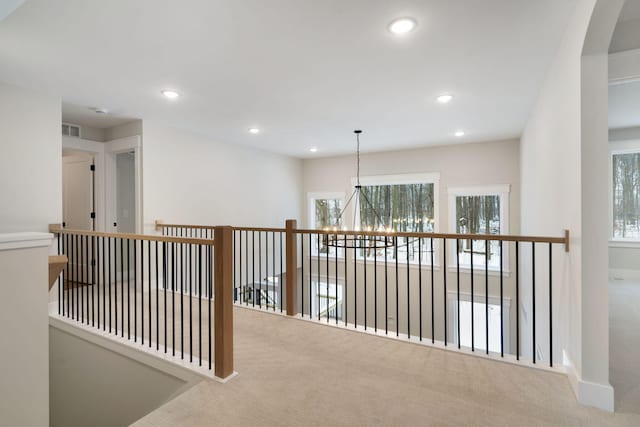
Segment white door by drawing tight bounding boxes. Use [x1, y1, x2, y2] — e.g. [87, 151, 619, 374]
[62, 154, 94, 230]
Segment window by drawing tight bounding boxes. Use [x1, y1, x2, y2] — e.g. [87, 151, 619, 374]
[356, 173, 439, 264]
[611, 149, 640, 241]
[448, 185, 509, 270]
[308, 192, 344, 256]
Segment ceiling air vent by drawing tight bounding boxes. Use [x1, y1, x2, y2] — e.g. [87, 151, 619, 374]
[62, 123, 81, 138]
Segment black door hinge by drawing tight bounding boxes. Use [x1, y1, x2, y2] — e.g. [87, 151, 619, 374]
[90, 212, 96, 219]
[90, 164, 95, 171]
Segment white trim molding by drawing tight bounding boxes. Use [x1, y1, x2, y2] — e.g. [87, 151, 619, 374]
[609, 48, 640, 85]
[0, 232, 53, 251]
[563, 350, 614, 412]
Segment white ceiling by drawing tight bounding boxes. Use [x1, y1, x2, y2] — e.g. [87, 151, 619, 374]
[0, 0, 578, 158]
[61, 103, 137, 129]
[618, 0, 640, 22]
[609, 80, 640, 129]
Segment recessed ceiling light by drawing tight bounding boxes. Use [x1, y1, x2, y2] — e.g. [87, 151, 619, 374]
[389, 17, 417, 35]
[455, 130, 465, 137]
[161, 90, 180, 99]
[309, 147, 318, 153]
[437, 94, 453, 104]
[248, 128, 260, 134]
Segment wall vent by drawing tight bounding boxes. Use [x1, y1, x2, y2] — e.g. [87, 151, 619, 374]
[62, 123, 81, 138]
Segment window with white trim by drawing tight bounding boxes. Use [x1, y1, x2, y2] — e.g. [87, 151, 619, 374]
[448, 185, 509, 270]
[355, 173, 439, 264]
[611, 146, 640, 241]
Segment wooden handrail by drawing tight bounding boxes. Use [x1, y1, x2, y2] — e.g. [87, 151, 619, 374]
[232, 226, 286, 232]
[49, 224, 215, 246]
[154, 221, 285, 233]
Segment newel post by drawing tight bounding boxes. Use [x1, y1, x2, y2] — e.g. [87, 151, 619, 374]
[285, 219, 298, 316]
[214, 226, 234, 379]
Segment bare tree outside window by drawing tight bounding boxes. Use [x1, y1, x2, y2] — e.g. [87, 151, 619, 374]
[455, 195, 501, 268]
[358, 183, 436, 262]
[612, 152, 640, 239]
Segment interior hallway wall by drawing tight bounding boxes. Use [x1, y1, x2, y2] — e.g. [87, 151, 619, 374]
[0, 81, 61, 232]
[142, 121, 303, 232]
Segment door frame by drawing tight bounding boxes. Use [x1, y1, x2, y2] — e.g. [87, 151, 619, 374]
[105, 136, 142, 234]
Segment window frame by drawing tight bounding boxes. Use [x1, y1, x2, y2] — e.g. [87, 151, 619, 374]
[609, 140, 640, 246]
[351, 172, 441, 268]
[447, 185, 510, 273]
[307, 191, 345, 229]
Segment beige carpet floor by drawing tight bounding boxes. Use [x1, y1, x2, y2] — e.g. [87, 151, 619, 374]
[129, 304, 640, 426]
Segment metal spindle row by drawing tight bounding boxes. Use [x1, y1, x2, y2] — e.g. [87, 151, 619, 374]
[232, 229, 286, 313]
[55, 232, 214, 370]
[292, 232, 556, 367]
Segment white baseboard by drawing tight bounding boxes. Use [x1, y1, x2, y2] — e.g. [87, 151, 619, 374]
[609, 268, 640, 281]
[563, 350, 614, 412]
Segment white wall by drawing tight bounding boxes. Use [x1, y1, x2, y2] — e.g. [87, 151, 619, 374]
[303, 139, 520, 233]
[520, 0, 623, 411]
[50, 324, 201, 427]
[142, 121, 303, 232]
[0, 234, 53, 427]
[105, 119, 142, 141]
[0, 81, 61, 233]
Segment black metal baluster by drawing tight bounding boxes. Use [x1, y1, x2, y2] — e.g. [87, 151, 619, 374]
[245, 231, 248, 306]
[199, 244, 202, 366]
[172, 242, 176, 356]
[549, 242, 553, 367]
[209, 244, 212, 370]
[57, 234, 61, 315]
[430, 237, 434, 344]
[233, 230, 236, 303]
[280, 232, 283, 313]
[326, 233, 330, 323]
[385, 237, 388, 334]
[108, 237, 112, 333]
[532, 241, 536, 364]
[156, 241, 159, 351]
[456, 239, 460, 349]
[344, 233, 348, 326]
[500, 240, 504, 357]
[92, 235, 96, 328]
[163, 241, 167, 353]
[516, 241, 519, 360]
[355, 234, 358, 328]
[259, 231, 262, 309]
[141, 240, 144, 345]
[120, 238, 124, 337]
[486, 240, 489, 354]
[66, 234, 70, 318]
[238, 230, 241, 304]
[148, 240, 151, 348]
[374, 236, 378, 331]
[273, 231, 276, 311]
[335, 233, 339, 324]
[317, 234, 321, 321]
[81, 235, 85, 323]
[363, 234, 367, 330]
[190, 243, 193, 362]
[134, 239, 137, 341]
[180, 242, 184, 359]
[102, 237, 105, 330]
[418, 237, 422, 341]
[252, 231, 255, 307]
[470, 238, 474, 352]
[406, 237, 410, 339]
[127, 239, 131, 340]
[301, 234, 305, 317]
[443, 238, 447, 346]
[395, 240, 399, 337]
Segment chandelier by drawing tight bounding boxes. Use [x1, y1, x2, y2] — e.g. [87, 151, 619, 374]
[325, 130, 396, 249]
